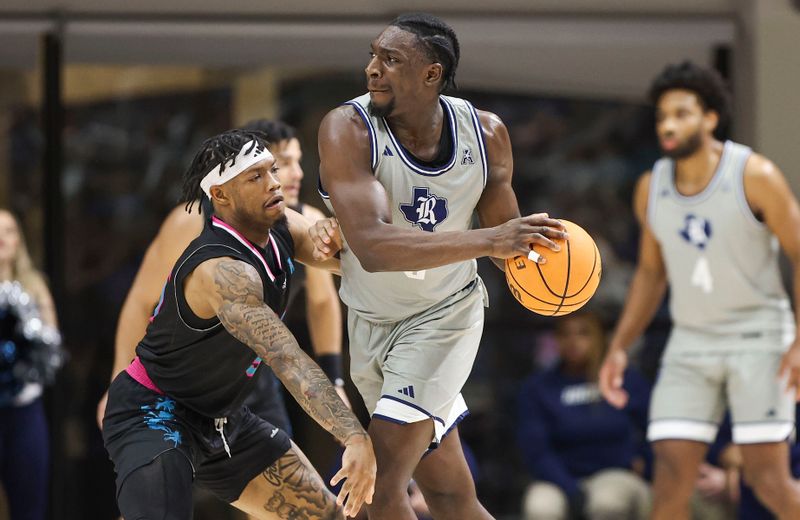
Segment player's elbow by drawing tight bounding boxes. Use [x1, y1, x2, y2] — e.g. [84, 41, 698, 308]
[357, 252, 383, 273]
[636, 264, 667, 287]
[357, 246, 406, 272]
[347, 236, 391, 273]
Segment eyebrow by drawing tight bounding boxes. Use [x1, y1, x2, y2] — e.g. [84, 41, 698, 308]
[370, 41, 407, 58]
[249, 160, 277, 173]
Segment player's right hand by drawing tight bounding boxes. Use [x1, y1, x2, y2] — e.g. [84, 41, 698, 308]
[310, 217, 343, 261]
[490, 213, 568, 261]
[330, 433, 376, 517]
[599, 348, 629, 409]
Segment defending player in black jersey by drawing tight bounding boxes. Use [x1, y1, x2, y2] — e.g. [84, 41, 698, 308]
[102, 129, 375, 519]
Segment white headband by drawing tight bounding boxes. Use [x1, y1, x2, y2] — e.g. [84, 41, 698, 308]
[200, 139, 274, 199]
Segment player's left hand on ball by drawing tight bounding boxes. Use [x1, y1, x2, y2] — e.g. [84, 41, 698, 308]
[331, 433, 376, 517]
[778, 341, 800, 400]
[310, 217, 342, 261]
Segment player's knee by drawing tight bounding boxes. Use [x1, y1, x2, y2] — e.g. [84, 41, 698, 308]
[744, 464, 788, 500]
[370, 476, 413, 508]
[653, 449, 693, 480]
[368, 492, 408, 514]
[418, 483, 477, 512]
[117, 451, 193, 520]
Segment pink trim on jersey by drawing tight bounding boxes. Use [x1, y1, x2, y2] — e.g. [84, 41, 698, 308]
[126, 356, 165, 395]
[210, 216, 280, 281]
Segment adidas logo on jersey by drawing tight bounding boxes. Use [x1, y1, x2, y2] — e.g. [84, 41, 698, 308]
[398, 385, 415, 398]
[383, 145, 394, 157]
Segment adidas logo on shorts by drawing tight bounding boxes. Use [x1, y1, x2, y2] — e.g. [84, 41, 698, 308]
[398, 385, 415, 398]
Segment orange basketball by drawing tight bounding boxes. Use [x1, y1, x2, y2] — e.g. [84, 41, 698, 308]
[505, 220, 602, 316]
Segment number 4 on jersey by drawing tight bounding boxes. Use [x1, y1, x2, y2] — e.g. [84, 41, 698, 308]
[691, 256, 713, 294]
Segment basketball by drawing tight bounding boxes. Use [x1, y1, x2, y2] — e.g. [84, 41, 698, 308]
[505, 220, 602, 316]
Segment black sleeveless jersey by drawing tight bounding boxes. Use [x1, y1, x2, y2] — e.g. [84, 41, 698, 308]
[136, 213, 295, 418]
[285, 203, 307, 311]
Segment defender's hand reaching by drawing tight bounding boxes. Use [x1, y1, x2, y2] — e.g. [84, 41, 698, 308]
[330, 433, 376, 517]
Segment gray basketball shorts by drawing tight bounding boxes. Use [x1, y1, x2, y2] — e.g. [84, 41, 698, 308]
[648, 327, 796, 444]
[348, 278, 488, 444]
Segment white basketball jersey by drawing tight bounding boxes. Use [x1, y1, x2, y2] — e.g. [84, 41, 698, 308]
[648, 140, 792, 337]
[321, 93, 487, 322]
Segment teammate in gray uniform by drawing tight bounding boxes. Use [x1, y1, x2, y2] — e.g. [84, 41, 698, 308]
[313, 13, 567, 520]
[599, 61, 800, 520]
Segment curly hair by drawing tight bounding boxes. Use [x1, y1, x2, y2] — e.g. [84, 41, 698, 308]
[648, 61, 731, 133]
[390, 12, 460, 92]
[180, 129, 268, 213]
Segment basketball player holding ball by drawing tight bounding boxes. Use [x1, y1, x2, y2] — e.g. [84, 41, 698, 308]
[599, 62, 800, 519]
[311, 13, 566, 519]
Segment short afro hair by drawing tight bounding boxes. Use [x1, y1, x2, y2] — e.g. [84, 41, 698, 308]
[648, 61, 731, 133]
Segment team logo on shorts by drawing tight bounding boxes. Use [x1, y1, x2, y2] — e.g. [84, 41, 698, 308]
[141, 397, 182, 447]
[400, 187, 449, 232]
[679, 214, 712, 250]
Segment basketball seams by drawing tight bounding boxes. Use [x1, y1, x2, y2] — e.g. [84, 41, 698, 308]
[564, 243, 597, 298]
[505, 269, 594, 308]
[533, 256, 564, 299]
[553, 240, 571, 315]
[506, 264, 563, 307]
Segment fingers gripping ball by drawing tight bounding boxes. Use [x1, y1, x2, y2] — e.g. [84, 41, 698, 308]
[505, 220, 601, 316]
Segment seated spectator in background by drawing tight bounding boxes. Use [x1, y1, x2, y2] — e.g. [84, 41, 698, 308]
[517, 311, 651, 520]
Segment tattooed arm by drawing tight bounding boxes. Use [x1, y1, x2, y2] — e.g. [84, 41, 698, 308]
[184, 256, 375, 515]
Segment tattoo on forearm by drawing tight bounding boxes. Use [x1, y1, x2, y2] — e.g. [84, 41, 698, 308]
[260, 451, 340, 520]
[213, 260, 364, 444]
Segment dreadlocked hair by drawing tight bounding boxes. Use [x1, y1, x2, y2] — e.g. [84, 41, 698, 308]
[391, 12, 460, 92]
[241, 119, 296, 143]
[649, 61, 731, 136]
[181, 129, 268, 213]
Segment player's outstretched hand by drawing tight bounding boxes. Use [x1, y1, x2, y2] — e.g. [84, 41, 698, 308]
[310, 217, 343, 262]
[778, 341, 800, 401]
[599, 348, 629, 409]
[490, 213, 568, 262]
[330, 433, 376, 517]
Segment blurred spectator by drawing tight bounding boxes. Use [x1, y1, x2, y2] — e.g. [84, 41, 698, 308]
[0, 209, 64, 520]
[516, 311, 651, 519]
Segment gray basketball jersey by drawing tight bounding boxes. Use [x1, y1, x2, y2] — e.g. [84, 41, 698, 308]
[648, 140, 792, 337]
[321, 93, 487, 322]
